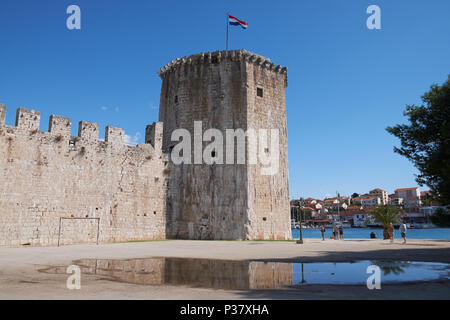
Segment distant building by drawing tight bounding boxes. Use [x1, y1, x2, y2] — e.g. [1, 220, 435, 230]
[404, 206, 445, 226]
[389, 197, 404, 206]
[352, 212, 369, 227]
[323, 198, 340, 206]
[340, 206, 369, 227]
[351, 197, 363, 204]
[346, 205, 363, 211]
[331, 202, 348, 211]
[395, 187, 421, 200]
[369, 188, 389, 205]
[304, 203, 323, 211]
[361, 197, 381, 207]
[421, 191, 432, 199]
[304, 198, 317, 205]
[420, 206, 446, 216]
[403, 197, 422, 209]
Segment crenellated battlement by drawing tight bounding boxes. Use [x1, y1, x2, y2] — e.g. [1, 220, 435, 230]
[157, 49, 288, 84]
[0, 104, 6, 127]
[0, 104, 168, 247]
[15, 108, 41, 131]
[105, 125, 124, 144]
[0, 105, 164, 152]
[49, 115, 72, 139]
[78, 120, 99, 141]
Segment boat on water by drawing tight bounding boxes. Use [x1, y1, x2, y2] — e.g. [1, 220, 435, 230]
[324, 222, 352, 228]
[301, 224, 320, 229]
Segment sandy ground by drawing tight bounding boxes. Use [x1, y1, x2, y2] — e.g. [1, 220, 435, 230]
[0, 238, 450, 300]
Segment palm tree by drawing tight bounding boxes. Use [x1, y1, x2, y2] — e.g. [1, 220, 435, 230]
[367, 205, 404, 239]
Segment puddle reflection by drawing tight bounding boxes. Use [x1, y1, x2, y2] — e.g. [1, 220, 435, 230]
[38, 258, 450, 290]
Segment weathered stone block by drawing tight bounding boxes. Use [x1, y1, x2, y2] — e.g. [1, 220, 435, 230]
[105, 126, 124, 144]
[49, 115, 72, 139]
[15, 108, 40, 131]
[78, 121, 99, 141]
[0, 103, 5, 127]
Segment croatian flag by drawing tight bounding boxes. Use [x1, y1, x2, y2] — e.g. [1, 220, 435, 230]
[228, 14, 248, 29]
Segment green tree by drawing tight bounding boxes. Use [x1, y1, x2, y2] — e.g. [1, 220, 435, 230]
[386, 75, 450, 205]
[367, 205, 404, 239]
[300, 209, 313, 221]
[430, 208, 450, 227]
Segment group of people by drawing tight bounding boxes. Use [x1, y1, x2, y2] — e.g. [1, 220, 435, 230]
[386, 222, 408, 244]
[319, 224, 344, 240]
[318, 222, 408, 243]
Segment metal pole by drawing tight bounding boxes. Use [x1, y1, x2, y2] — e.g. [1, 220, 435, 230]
[226, 12, 229, 50]
[297, 210, 304, 244]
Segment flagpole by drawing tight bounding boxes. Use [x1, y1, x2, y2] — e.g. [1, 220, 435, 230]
[226, 12, 229, 51]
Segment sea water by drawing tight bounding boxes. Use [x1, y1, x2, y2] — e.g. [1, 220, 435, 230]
[292, 260, 450, 285]
[292, 227, 450, 239]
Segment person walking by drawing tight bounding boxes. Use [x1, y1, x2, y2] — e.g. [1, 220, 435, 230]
[400, 221, 407, 244]
[333, 224, 339, 240]
[388, 223, 395, 243]
[339, 225, 344, 240]
[320, 225, 325, 241]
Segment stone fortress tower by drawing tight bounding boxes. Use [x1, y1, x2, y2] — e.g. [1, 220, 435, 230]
[158, 49, 291, 240]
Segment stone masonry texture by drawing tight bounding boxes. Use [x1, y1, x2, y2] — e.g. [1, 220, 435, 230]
[0, 49, 291, 246]
[158, 50, 291, 240]
[0, 104, 168, 246]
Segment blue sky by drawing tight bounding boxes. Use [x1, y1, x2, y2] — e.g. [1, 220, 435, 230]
[1, 0, 449, 199]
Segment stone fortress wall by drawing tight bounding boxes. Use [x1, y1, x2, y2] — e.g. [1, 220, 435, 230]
[0, 104, 168, 246]
[0, 49, 292, 246]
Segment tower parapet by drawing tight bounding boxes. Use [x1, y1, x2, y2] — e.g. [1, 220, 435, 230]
[157, 49, 288, 88]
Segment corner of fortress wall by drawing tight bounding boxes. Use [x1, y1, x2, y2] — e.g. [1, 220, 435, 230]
[0, 105, 168, 247]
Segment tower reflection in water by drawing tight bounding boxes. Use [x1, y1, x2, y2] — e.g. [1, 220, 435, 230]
[38, 258, 450, 288]
[39, 257, 293, 290]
